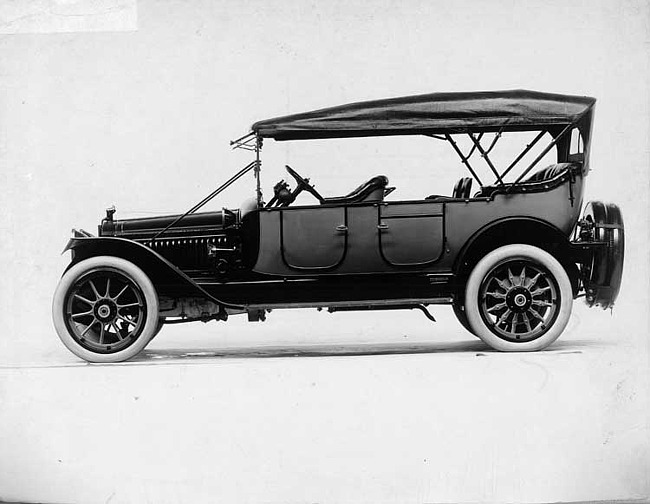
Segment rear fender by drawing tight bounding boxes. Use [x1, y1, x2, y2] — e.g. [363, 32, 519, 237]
[454, 217, 579, 295]
[63, 236, 242, 308]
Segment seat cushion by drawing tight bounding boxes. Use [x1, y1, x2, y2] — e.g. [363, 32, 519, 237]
[322, 175, 389, 204]
[474, 163, 576, 197]
[524, 163, 573, 182]
[427, 177, 472, 200]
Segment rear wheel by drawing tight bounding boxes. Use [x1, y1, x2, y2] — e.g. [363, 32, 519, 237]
[465, 244, 573, 352]
[53, 256, 159, 363]
[452, 298, 477, 336]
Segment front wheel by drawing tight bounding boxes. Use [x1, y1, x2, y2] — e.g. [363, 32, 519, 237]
[52, 256, 160, 363]
[465, 244, 573, 352]
[149, 318, 165, 342]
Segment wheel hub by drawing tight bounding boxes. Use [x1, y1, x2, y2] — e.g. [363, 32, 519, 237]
[506, 287, 532, 313]
[94, 300, 117, 322]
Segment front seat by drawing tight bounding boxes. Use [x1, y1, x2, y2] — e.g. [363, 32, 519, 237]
[321, 175, 389, 205]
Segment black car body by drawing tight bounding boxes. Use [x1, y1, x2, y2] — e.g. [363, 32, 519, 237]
[53, 90, 624, 362]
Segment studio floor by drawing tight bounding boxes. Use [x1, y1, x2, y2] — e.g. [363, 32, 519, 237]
[1, 305, 647, 504]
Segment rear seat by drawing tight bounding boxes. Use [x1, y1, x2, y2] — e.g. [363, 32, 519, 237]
[524, 163, 574, 182]
[426, 177, 473, 201]
[474, 163, 575, 198]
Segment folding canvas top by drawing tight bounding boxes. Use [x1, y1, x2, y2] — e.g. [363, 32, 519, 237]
[252, 89, 596, 141]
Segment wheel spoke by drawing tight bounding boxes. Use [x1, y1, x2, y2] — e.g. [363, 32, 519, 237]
[74, 294, 95, 306]
[486, 290, 506, 299]
[99, 324, 105, 344]
[522, 312, 532, 332]
[487, 302, 506, 313]
[88, 280, 102, 300]
[510, 313, 519, 333]
[507, 268, 517, 287]
[532, 300, 553, 308]
[80, 318, 98, 337]
[117, 314, 137, 326]
[111, 322, 123, 340]
[113, 285, 129, 301]
[519, 267, 527, 287]
[530, 286, 551, 297]
[71, 309, 94, 319]
[105, 277, 111, 297]
[525, 272, 541, 289]
[117, 302, 142, 310]
[496, 309, 512, 326]
[528, 308, 544, 322]
[495, 278, 510, 290]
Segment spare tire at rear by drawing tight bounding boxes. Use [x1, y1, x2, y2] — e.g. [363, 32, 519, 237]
[579, 201, 625, 309]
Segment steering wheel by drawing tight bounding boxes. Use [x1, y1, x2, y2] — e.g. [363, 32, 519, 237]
[285, 165, 324, 203]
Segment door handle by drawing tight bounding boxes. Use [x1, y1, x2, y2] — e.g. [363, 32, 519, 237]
[377, 223, 389, 231]
[336, 224, 348, 233]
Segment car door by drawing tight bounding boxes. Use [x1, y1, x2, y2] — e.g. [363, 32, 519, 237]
[280, 205, 348, 270]
[377, 201, 445, 267]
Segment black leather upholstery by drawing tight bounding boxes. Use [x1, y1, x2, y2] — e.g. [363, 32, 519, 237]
[473, 163, 574, 197]
[452, 177, 473, 199]
[322, 175, 389, 205]
[524, 163, 572, 182]
[451, 178, 464, 198]
[427, 177, 473, 200]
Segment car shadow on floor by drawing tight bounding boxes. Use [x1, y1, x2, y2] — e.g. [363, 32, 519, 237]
[132, 338, 599, 364]
[1, 338, 606, 369]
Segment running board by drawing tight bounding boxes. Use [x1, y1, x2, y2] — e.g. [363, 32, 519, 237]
[245, 297, 452, 311]
[246, 297, 450, 322]
[326, 304, 437, 322]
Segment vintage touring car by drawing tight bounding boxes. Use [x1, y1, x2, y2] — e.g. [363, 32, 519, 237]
[53, 90, 624, 362]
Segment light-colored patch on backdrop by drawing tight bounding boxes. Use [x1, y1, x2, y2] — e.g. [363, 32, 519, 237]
[0, 0, 137, 34]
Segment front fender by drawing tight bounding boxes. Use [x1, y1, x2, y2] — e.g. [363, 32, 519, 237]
[63, 236, 242, 308]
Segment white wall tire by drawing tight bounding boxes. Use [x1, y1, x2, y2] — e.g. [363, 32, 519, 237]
[452, 299, 478, 337]
[149, 318, 165, 342]
[465, 244, 573, 352]
[52, 256, 159, 363]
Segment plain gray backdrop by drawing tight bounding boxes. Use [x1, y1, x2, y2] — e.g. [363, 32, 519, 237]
[0, 1, 648, 503]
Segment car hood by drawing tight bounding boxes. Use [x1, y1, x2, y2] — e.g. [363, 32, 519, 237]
[99, 210, 235, 239]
